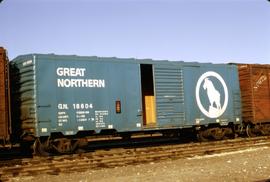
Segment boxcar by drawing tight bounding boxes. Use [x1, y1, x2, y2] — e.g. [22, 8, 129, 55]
[237, 64, 270, 136]
[11, 54, 241, 153]
[0, 47, 11, 145]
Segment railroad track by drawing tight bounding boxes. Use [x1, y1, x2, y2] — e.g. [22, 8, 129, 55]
[1, 136, 270, 181]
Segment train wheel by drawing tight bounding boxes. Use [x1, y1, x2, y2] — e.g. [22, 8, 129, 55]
[246, 124, 257, 137]
[197, 130, 209, 142]
[223, 128, 234, 139]
[210, 128, 225, 140]
[261, 124, 270, 135]
[52, 138, 73, 154]
[74, 138, 88, 154]
[33, 138, 50, 156]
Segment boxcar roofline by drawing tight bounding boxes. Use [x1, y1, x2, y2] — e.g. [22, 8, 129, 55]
[12, 53, 232, 68]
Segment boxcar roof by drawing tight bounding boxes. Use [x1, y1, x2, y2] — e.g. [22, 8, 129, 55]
[235, 63, 270, 68]
[12, 53, 232, 67]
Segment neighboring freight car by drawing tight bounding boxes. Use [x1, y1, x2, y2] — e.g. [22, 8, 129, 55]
[237, 64, 270, 136]
[11, 54, 242, 154]
[0, 47, 11, 146]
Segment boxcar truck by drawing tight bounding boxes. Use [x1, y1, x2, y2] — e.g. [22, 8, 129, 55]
[0, 47, 11, 147]
[11, 54, 242, 155]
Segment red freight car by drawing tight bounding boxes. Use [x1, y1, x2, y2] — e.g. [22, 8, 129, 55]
[0, 47, 11, 145]
[237, 64, 270, 136]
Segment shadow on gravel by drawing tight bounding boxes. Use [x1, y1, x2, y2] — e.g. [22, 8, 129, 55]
[256, 179, 270, 182]
[84, 135, 196, 152]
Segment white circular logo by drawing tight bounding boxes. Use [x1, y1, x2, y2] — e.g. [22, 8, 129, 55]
[195, 71, 228, 118]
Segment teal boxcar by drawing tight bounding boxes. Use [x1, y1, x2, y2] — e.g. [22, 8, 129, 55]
[11, 54, 241, 142]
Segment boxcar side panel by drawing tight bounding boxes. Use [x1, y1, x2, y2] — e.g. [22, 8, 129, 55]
[183, 64, 241, 126]
[10, 55, 38, 139]
[153, 62, 241, 128]
[0, 47, 10, 142]
[237, 64, 253, 123]
[153, 64, 185, 128]
[238, 64, 270, 123]
[35, 56, 142, 136]
[12, 54, 243, 138]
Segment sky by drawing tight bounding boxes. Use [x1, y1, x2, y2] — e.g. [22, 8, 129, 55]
[0, 0, 270, 64]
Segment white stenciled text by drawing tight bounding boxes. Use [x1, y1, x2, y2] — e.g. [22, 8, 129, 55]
[56, 67, 105, 88]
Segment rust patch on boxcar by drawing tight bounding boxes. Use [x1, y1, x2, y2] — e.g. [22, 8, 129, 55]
[237, 64, 270, 124]
[0, 47, 10, 144]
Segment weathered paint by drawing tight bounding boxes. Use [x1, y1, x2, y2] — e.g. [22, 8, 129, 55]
[0, 47, 10, 141]
[237, 64, 270, 124]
